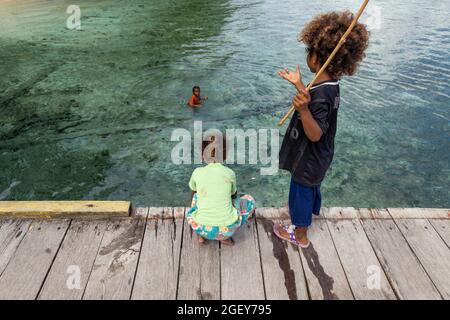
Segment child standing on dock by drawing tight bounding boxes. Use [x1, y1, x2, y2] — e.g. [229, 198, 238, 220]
[186, 134, 255, 246]
[275, 11, 369, 248]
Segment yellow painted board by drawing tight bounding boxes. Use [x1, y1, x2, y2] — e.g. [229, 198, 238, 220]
[0, 201, 131, 218]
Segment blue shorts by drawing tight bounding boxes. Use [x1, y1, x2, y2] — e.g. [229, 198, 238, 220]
[288, 177, 321, 227]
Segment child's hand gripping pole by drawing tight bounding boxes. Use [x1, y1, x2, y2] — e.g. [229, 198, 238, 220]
[278, 0, 370, 126]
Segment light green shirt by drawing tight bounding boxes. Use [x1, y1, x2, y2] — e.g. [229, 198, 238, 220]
[189, 163, 238, 226]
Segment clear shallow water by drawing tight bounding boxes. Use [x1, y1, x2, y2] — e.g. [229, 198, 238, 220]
[0, 0, 449, 207]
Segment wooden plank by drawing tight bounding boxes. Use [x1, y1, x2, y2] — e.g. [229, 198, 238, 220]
[131, 207, 149, 218]
[395, 219, 450, 299]
[277, 206, 324, 220]
[326, 219, 396, 299]
[38, 220, 108, 300]
[323, 207, 358, 219]
[264, 207, 450, 219]
[173, 207, 185, 220]
[255, 208, 308, 300]
[221, 219, 265, 300]
[299, 219, 354, 300]
[147, 207, 173, 220]
[82, 218, 145, 300]
[0, 201, 131, 218]
[177, 219, 220, 300]
[0, 219, 70, 299]
[361, 219, 441, 299]
[259, 207, 291, 219]
[429, 219, 450, 248]
[388, 208, 449, 219]
[257, 208, 351, 300]
[357, 208, 391, 219]
[131, 208, 184, 300]
[0, 219, 31, 276]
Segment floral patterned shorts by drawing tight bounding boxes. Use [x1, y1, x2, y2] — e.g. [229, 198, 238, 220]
[186, 193, 256, 240]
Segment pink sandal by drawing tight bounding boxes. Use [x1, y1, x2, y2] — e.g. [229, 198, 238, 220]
[273, 223, 310, 248]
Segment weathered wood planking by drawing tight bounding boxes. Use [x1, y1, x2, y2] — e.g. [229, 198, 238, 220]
[256, 208, 308, 300]
[264, 207, 353, 300]
[0, 219, 31, 276]
[0, 219, 70, 299]
[38, 220, 109, 300]
[323, 207, 359, 219]
[357, 208, 391, 219]
[131, 208, 184, 300]
[259, 207, 291, 220]
[277, 207, 324, 220]
[177, 220, 220, 300]
[361, 218, 441, 299]
[429, 219, 450, 248]
[221, 219, 265, 300]
[131, 207, 150, 218]
[300, 219, 354, 300]
[147, 207, 174, 220]
[388, 208, 449, 219]
[326, 219, 396, 299]
[0, 205, 448, 300]
[395, 219, 450, 299]
[82, 218, 146, 300]
[0, 201, 131, 218]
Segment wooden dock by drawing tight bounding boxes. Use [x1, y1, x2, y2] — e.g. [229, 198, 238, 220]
[0, 207, 448, 300]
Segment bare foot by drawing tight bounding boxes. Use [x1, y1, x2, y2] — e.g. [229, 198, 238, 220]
[220, 238, 234, 246]
[197, 235, 206, 244]
[295, 227, 309, 247]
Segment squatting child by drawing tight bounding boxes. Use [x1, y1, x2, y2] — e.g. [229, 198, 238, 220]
[186, 134, 256, 246]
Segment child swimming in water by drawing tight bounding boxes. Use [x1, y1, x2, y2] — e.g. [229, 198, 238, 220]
[275, 11, 369, 248]
[186, 134, 255, 246]
[187, 86, 208, 108]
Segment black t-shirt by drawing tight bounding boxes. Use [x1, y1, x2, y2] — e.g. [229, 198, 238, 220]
[279, 80, 340, 186]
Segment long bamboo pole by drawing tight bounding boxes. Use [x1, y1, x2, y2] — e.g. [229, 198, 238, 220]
[278, 0, 369, 126]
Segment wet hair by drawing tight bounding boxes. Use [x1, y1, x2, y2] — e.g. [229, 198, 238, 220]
[192, 86, 200, 93]
[299, 11, 369, 79]
[202, 133, 227, 163]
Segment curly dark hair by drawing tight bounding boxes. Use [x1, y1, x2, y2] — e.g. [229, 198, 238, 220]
[299, 11, 369, 79]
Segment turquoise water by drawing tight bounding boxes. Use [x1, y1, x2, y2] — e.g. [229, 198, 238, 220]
[0, 0, 449, 207]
